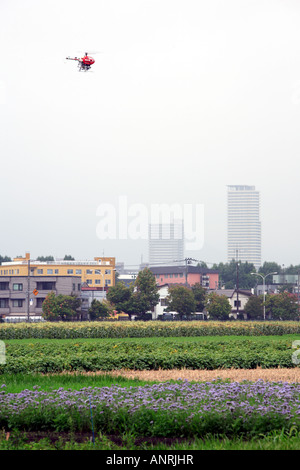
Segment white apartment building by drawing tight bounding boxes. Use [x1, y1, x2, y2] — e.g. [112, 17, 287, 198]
[227, 185, 261, 271]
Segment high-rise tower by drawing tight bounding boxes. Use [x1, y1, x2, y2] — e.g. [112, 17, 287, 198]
[227, 185, 261, 270]
[148, 219, 184, 266]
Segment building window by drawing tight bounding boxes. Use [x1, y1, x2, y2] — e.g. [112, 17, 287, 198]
[36, 298, 45, 308]
[105, 279, 111, 285]
[179, 273, 183, 278]
[76, 269, 82, 275]
[95, 270, 101, 275]
[47, 269, 53, 275]
[67, 269, 73, 274]
[13, 284, 23, 291]
[105, 269, 111, 275]
[0, 283, 9, 290]
[95, 279, 100, 284]
[36, 282, 56, 290]
[0, 299, 9, 308]
[55, 269, 59, 274]
[86, 269, 93, 274]
[37, 269, 43, 274]
[78, 284, 81, 291]
[234, 300, 241, 308]
[12, 299, 23, 308]
[86, 279, 92, 284]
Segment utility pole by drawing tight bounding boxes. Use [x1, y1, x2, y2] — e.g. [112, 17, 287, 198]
[185, 258, 188, 286]
[27, 258, 30, 323]
[251, 271, 278, 320]
[297, 269, 300, 321]
[173, 257, 198, 287]
[236, 249, 239, 318]
[236, 260, 239, 317]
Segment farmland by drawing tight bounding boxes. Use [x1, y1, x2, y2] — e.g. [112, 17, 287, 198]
[1, 335, 300, 373]
[0, 321, 300, 450]
[1, 320, 300, 339]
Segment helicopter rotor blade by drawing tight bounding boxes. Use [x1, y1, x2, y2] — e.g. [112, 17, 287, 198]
[75, 50, 103, 55]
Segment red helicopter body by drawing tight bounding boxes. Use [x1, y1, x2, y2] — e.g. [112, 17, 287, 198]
[66, 52, 95, 71]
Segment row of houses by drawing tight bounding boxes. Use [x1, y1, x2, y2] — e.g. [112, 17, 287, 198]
[152, 284, 252, 320]
[0, 260, 253, 321]
[2, 253, 294, 321]
[0, 274, 252, 321]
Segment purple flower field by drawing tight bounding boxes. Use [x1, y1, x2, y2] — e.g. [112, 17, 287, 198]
[1, 380, 300, 437]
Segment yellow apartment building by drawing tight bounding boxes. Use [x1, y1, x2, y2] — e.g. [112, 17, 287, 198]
[0, 253, 116, 289]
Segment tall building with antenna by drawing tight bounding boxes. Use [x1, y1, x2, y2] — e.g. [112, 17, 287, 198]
[227, 185, 261, 271]
[148, 219, 184, 266]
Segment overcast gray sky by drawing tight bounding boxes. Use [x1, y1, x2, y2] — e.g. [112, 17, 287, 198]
[1, 0, 300, 267]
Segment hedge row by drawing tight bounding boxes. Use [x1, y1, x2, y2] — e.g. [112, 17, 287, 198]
[0, 351, 296, 374]
[1, 321, 300, 339]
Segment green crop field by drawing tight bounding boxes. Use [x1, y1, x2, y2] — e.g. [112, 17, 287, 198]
[1, 320, 300, 339]
[1, 334, 299, 373]
[1, 322, 300, 451]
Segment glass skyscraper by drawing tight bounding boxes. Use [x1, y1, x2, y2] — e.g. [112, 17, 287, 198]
[227, 185, 261, 270]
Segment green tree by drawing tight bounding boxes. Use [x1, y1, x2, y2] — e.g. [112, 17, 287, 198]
[265, 292, 299, 320]
[106, 282, 135, 319]
[134, 268, 159, 315]
[196, 261, 208, 269]
[41, 291, 59, 321]
[166, 286, 196, 320]
[258, 261, 281, 276]
[0, 255, 11, 264]
[63, 255, 75, 260]
[37, 256, 55, 262]
[107, 268, 159, 320]
[244, 295, 264, 320]
[88, 299, 111, 320]
[42, 292, 81, 321]
[205, 292, 232, 320]
[212, 260, 257, 289]
[191, 283, 207, 312]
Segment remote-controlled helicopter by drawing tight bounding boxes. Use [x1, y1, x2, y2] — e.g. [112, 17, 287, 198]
[66, 52, 95, 71]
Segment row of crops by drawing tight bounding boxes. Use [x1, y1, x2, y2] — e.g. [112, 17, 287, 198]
[1, 380, 300, 437]
[1, 320, 300, 339]
[1, 336, 299, 373]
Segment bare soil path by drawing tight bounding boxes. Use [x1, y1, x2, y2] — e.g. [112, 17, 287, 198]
[65, 368, 300, 383]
